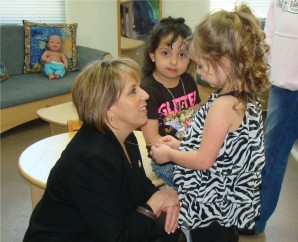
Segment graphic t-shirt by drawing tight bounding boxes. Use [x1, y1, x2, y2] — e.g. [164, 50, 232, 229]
[141, 72, 200, 140]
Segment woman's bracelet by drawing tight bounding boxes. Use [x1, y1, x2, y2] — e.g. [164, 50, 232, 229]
[136, 206, 157, 221]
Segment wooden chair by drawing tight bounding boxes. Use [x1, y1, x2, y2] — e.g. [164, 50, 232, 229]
[67, 119, 83, 132]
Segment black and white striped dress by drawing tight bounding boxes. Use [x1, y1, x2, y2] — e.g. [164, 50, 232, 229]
[173, 92, 265, 230]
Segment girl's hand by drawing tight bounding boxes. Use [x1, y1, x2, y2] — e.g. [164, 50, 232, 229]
[161, 135, 180, 149]
[150, 143, 171, 164]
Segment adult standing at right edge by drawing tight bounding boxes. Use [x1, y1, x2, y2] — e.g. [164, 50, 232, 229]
[254, 0, 298, 234]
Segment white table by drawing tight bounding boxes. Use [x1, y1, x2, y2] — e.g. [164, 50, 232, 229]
[18, 132, 76, 208]
[37, 101, 78, 135]
[18, 131, 164, 208]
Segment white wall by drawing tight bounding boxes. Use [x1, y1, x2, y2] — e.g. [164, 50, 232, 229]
[66, 0, 118, 58]
[65, 0, 210, 58]
[162, 0, 209, 30]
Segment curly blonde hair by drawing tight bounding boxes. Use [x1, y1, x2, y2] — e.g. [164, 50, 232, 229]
[187, 3, 270, 106]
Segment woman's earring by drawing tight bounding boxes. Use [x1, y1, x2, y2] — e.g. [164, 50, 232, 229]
[108, 109, 114, 123]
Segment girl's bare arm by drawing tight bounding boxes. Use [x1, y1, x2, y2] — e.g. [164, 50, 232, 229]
[151, 96, 244, 169]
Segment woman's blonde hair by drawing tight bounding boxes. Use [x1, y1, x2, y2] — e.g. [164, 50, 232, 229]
[187, 3, 270, 106]
[72, 57, 141, 133]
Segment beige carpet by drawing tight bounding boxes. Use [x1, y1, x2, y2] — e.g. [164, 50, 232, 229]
[1, 119, 298, 242]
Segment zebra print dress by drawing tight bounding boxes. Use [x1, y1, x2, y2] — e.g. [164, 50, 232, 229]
[173, 92, 265, 230]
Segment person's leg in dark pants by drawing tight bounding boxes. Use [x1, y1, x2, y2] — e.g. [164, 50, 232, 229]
[190, 222, 238, 242]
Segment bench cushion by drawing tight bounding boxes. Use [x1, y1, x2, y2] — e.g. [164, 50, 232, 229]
[0, 24, 25, 76]
[0, 72, 78, 109]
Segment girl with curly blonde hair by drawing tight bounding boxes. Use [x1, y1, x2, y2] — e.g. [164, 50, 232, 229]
[150, 4, 270, 241]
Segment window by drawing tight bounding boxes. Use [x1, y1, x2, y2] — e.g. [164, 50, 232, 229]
[0, 0, 66, 24]
[210, 0, 270, 19]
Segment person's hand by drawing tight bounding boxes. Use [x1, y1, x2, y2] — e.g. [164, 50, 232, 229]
[159, 187, 179, 208]
[147, 187, 179, 217]
[150, 143, 171, 164]
[161, 135, 180, 149]
[162, 205, 180, 234]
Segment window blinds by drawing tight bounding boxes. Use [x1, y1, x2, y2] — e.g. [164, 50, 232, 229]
[210, 0, 271, 19]
[0, 0, 66, 24]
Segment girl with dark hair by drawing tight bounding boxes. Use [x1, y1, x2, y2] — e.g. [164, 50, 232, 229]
[141, 17, 201, 187]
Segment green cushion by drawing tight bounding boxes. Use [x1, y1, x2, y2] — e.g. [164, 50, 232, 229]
[0, 71, 78, 109]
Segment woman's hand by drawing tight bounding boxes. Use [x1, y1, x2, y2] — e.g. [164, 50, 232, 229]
[147, 187, 179, 217]
[150, 143, 172, 164]
[163, 205, 180, 234]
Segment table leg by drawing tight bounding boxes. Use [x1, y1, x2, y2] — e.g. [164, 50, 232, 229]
[31, 185, 45, 209]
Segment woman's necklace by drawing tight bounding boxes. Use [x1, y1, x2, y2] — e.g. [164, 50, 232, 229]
[123, 140, 146, 168]
[124, 140, 153, 147]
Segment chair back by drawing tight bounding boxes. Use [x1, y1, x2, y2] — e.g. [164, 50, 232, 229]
[67, 120, 83, 132]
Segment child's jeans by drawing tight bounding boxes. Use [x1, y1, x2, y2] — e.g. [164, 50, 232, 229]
[151, 160, 174, 187]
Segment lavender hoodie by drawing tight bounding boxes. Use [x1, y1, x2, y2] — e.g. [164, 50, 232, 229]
[265, 0, 298, 91]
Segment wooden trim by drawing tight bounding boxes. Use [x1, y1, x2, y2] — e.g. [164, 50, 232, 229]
[159, 0, 162, 18]
[117, 0, 121, 56]
[1, 93, 72, 133]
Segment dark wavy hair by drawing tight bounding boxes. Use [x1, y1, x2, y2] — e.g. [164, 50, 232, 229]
[142, 17, 192, 79]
